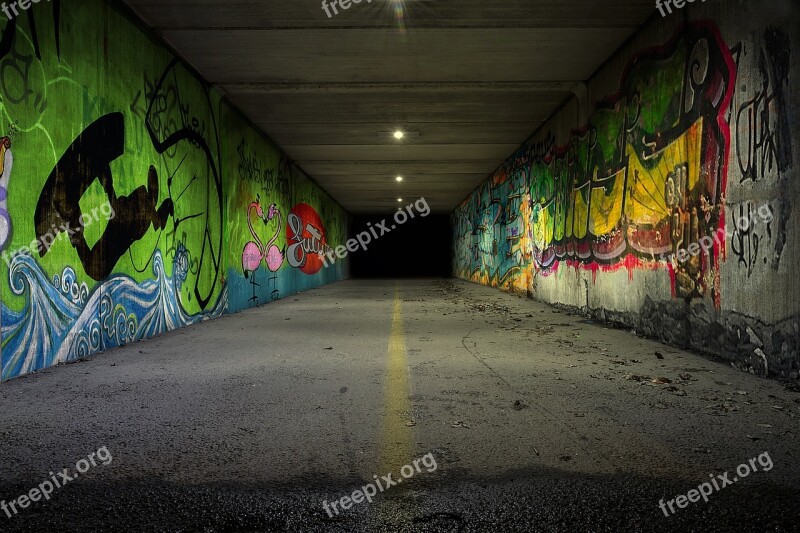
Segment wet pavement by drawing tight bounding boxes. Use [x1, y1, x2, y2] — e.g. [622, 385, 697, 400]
[1, 279, 798, 532]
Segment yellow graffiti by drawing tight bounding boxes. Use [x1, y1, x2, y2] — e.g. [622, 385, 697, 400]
[532, 119, 704, 252]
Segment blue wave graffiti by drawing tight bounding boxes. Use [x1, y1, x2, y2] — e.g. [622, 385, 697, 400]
[1, 250, 227, 380]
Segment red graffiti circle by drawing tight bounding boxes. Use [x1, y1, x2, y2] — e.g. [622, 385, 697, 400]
[286, 203, 327, 275]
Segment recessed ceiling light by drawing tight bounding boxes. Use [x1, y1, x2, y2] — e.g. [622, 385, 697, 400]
[376, 130, 419, 140]
[395, 176, 403, 182]
[397, 198, 403, 202]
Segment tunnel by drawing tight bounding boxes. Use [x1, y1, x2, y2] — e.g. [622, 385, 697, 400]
[0, 0, 799, 531]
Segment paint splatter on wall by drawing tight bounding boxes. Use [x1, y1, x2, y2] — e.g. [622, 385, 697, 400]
[0, 0, 348, 380]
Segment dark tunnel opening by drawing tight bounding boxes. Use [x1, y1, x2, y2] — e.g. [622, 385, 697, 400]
[348, 214, 452, 278]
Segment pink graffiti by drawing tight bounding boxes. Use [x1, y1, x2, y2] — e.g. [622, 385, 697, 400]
[242, 201, 284, 279]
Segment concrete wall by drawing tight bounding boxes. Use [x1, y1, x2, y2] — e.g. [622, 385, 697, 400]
[0, 0, 349, 381]
[453, 0, 800, 378]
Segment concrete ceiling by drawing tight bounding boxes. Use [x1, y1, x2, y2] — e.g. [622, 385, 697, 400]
[122, 0, 655, 214]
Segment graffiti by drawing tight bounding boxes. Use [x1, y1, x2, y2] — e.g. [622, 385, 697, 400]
[237, 138, 261, 182]
[0, 3, 61, 134]
[454, 23, 737, 305]
[730, 202, 775, 278]
[167, 232, 198, 293]
[0, 34, 39, 109]
[731, 26, 793, 272]
[236, 138, 293, 199]
[237, 138, 276, 190]
[0, 1, 61, 60]
[734, 27, 793, 184]
[2, 251, 227, 380]
[0, 21, 48, 132]
[529, 131, 555, 161]
[241, 197, 284, 304]
[226, 132, 346, 312]
[461, 154, 534, 290]
[144, 59, 224, 308]
[0, 136, 12, 250]
[0, 1, 348, 381]
[34, 113, 174, 279]
[286, 203, 332, 275]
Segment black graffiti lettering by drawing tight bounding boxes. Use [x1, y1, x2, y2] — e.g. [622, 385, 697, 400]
[735, 27, 793, 184]
[730, 203, 766, 278]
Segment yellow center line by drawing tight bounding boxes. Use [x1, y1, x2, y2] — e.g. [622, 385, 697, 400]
[378, 285, 412, 478]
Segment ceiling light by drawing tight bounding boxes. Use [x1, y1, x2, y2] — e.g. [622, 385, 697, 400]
[376, 130, 419, 140]
[395, 176, 403, 182]
[397, 198, 403, 202]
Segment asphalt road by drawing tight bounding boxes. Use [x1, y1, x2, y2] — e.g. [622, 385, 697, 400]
[0, 279, 798, 532]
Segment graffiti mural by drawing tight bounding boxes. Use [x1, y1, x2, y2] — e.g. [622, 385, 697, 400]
[34, 113, 176, 280]
[731, 26, 794, 274]
[733, 27, 793, 185]
[225, 120, 347, 313]
[0, 4, 228, 379]
[241, 197, 284, 304]
[0, 0, 348, 381]
[286, 203, 333, 276]
[454, 23, 737, 304]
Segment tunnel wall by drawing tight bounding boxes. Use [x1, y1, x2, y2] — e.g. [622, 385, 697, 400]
[452, 1, 800, 378]
[0, 0, 349, 381]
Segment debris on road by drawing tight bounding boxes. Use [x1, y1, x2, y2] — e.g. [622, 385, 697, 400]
[624, 374, 648, 382]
